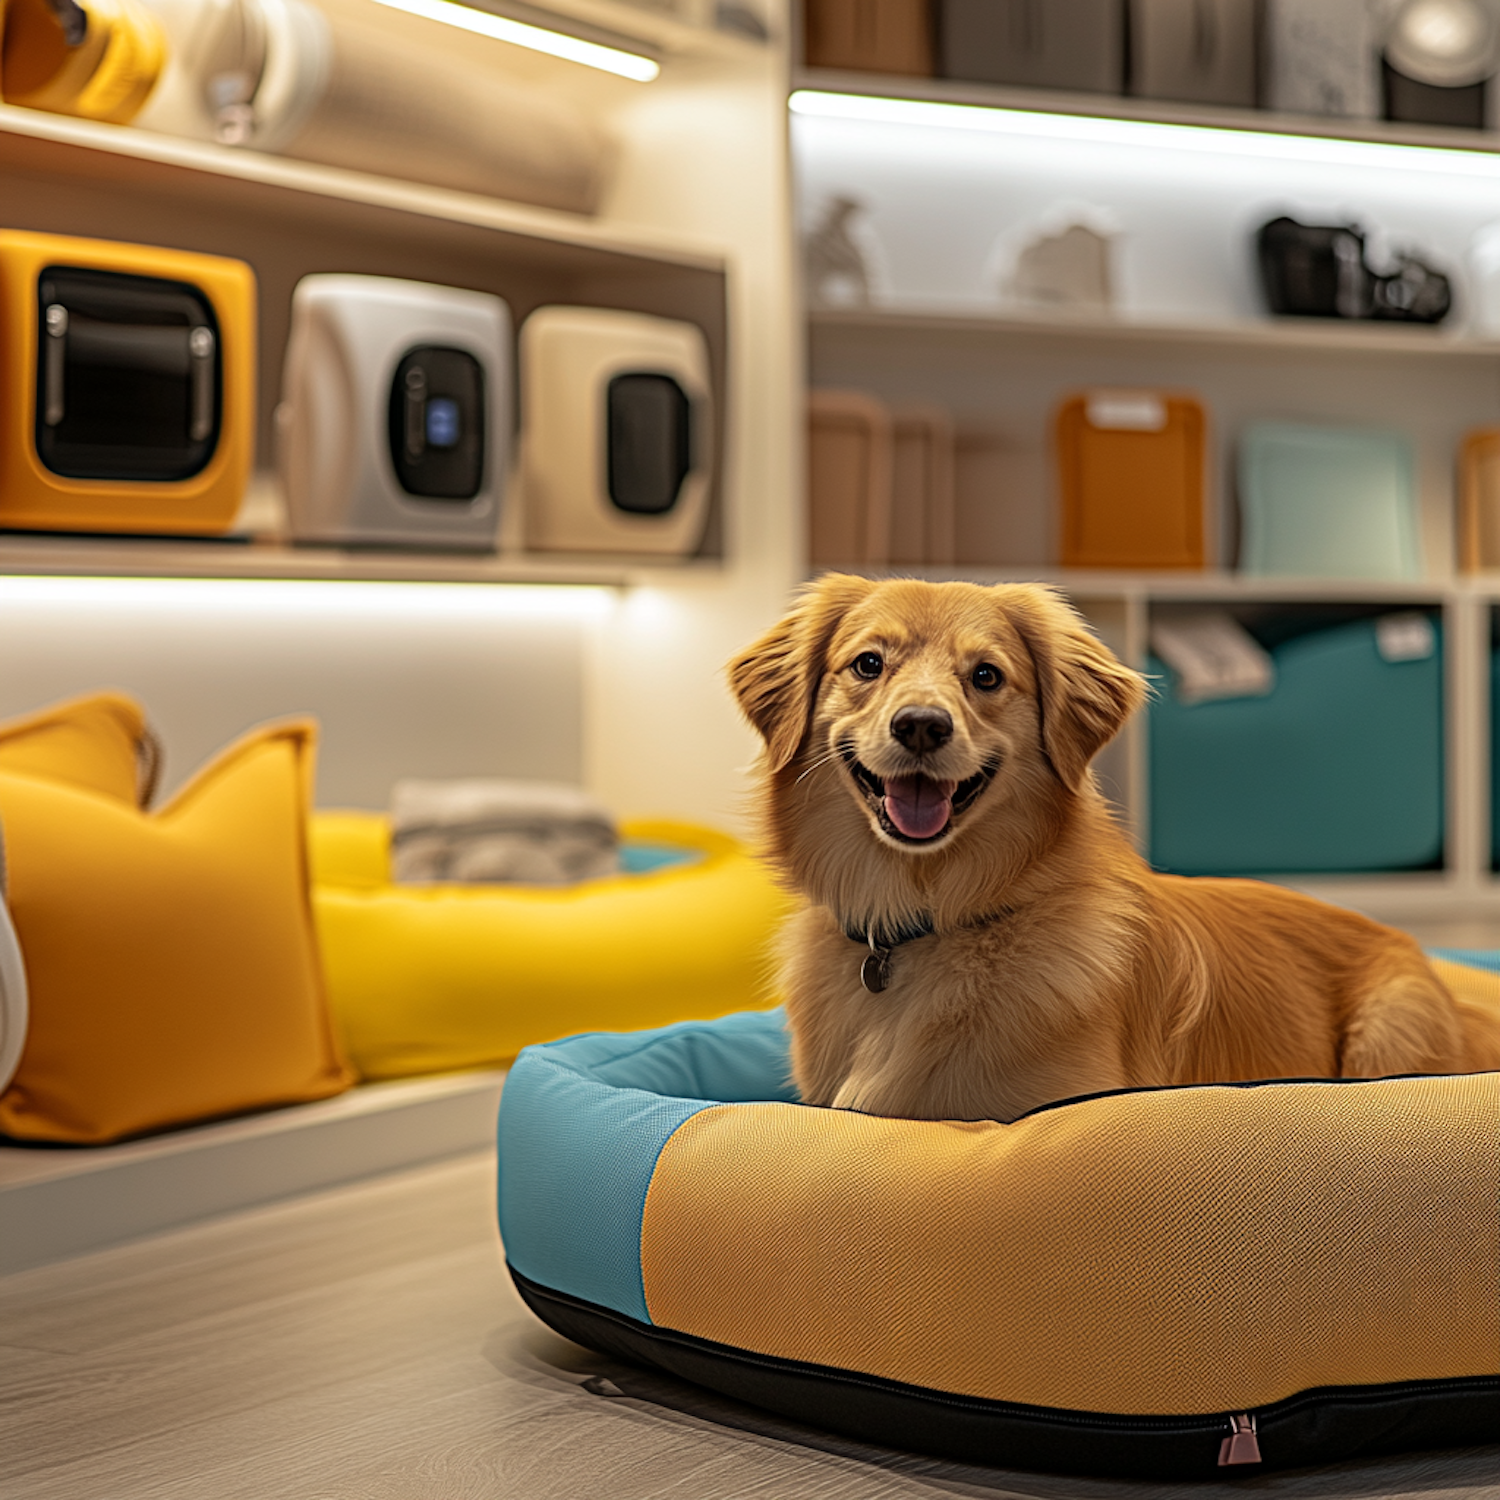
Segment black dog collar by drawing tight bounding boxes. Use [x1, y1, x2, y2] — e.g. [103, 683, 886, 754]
[842, 914, 935, 995]
[841, 909, 1011, 995]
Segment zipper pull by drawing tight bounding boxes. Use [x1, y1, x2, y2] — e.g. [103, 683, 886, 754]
[1218, 1412, 1261, 1466]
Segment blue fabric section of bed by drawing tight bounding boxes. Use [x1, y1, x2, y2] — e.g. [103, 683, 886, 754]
[1431, 947, 1500, 974]
[496, 1009, 795, 1322]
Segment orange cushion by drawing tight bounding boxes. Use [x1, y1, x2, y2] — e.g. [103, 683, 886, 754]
[0, 691, 150, 805]
[0, 701, 351, 1143]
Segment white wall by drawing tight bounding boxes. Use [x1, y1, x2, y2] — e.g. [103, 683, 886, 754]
[0, 578, 599, 808]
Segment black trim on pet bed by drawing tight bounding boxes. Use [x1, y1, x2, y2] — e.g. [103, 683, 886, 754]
[511, 1268, 1499, 1481]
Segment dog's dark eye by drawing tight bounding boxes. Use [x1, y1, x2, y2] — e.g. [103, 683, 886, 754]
[971, 663, 1003, 692]
[851, 651, 884, 681]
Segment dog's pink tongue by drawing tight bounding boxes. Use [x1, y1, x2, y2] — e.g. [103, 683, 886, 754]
[884, 774, 957, 840]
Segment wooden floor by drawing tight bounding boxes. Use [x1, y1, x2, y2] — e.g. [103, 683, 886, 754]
[1, 1153, 1496, 1500]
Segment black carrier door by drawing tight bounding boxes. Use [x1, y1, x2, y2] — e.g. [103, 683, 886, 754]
[36, 267, 221, 483]
[607, 372, 693, 516]
[387, 345, 486, 501]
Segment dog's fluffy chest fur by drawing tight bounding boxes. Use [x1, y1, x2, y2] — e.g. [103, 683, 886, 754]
[784, 896, 1144, 1123]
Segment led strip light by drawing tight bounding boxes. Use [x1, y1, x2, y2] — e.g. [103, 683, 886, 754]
[371, 0, 660, 81]
[791, 88, 1500, 179]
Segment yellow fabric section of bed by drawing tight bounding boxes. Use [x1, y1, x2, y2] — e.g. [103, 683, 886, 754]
[639, 1070, 1500, 1417]
[1429, 956, 1500, 1060]
[309, 811, 792, 1080]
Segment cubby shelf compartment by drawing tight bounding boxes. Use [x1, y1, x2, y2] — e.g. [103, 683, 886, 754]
[0, 103, 732, 565]
[793, 68, 1500, 156]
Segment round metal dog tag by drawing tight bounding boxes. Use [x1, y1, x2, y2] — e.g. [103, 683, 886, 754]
[861, 952, 889, 993]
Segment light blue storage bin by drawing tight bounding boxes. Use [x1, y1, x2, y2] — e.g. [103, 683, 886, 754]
[1149, 616, 1443, 875]
[1239, 423, 1421, 580]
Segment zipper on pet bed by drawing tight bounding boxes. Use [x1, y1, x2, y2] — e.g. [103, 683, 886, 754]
[1218, 1412, 1261, 1465]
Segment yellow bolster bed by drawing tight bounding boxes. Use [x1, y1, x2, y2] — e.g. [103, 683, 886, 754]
[309, 811, 792, 1080]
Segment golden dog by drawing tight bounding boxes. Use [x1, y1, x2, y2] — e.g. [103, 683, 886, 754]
[729, 574, 1500, 1122]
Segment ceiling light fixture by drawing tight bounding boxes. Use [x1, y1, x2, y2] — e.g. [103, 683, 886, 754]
[790, 88, 1500, 179]
[371, 0, 660, 81]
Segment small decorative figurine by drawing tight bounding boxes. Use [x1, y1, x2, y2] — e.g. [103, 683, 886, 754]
[805, 196, 875, 308]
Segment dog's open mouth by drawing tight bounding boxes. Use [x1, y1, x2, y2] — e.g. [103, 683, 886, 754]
[846, 749, 998, 844]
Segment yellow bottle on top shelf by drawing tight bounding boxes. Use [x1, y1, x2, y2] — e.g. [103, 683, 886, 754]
[0, 230, 256, 536]
[0, 0, 165, 124]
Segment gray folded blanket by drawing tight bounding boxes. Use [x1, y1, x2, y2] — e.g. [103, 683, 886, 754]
[390, 779, 620, 885]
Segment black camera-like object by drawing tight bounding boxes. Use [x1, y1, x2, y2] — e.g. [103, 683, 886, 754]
[1257, 216, 1452, 325]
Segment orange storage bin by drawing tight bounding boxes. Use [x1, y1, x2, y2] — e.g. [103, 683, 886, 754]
[1056, 389, 1205, 569]
[1458, 428, 1500, 573]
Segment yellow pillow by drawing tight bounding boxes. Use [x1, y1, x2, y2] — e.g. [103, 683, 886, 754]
[311, 813, 793, 1080]
[0, 709, 352, 1143]
[0, 691, 152, 805]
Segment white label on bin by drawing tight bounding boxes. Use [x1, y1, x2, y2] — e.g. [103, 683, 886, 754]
[1086, 392, 1167, 431]
[1150, 612, 1274, 704]
[1375, 612, 1435, 663]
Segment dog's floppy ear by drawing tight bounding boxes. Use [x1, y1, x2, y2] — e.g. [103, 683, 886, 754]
[728, 573, 873, 773]
[1004, 586, 1147, 792]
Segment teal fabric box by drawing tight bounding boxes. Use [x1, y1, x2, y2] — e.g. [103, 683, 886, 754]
[1149, 617, 1443, 875]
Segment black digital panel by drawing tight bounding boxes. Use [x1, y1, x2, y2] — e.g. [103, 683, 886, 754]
[35, 266, 220, 482]
[607, 373, 692, 516]
[387, 346, 485, 501]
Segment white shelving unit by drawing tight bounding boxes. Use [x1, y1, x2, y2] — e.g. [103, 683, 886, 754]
[795, 66, 1500, 923]
[0, 0, 804, 829]
[0, 98, 732, 575]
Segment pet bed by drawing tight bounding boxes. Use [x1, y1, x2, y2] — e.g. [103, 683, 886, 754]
[497, 959, 1500, 1480]
[310, 813, 791, 1080]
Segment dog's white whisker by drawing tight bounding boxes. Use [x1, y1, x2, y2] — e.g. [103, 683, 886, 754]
[795, 748, 848, 785]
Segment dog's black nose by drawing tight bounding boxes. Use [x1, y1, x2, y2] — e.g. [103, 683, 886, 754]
[890, 705, 953, 754]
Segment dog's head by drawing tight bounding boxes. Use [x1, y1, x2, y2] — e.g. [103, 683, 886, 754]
[729, 576, 1146, 863]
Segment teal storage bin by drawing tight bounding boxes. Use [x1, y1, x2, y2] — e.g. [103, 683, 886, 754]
[1149, 617, 1443, 875]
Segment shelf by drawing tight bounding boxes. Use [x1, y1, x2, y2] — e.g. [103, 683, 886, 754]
[810, 306, 1499, 359]
[0, 1069, 505, 1273]
[793, 67, 1500, 157]
[0, 102, 731, 560]
[0, 105, 726, 272]
[0, 533, 701, 586]
[835, 566, 1459, 603]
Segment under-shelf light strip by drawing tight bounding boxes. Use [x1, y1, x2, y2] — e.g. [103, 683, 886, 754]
[0, 575, 616, 618]
[370, 0, 659, 81]
[790, 89, 1500, 178]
